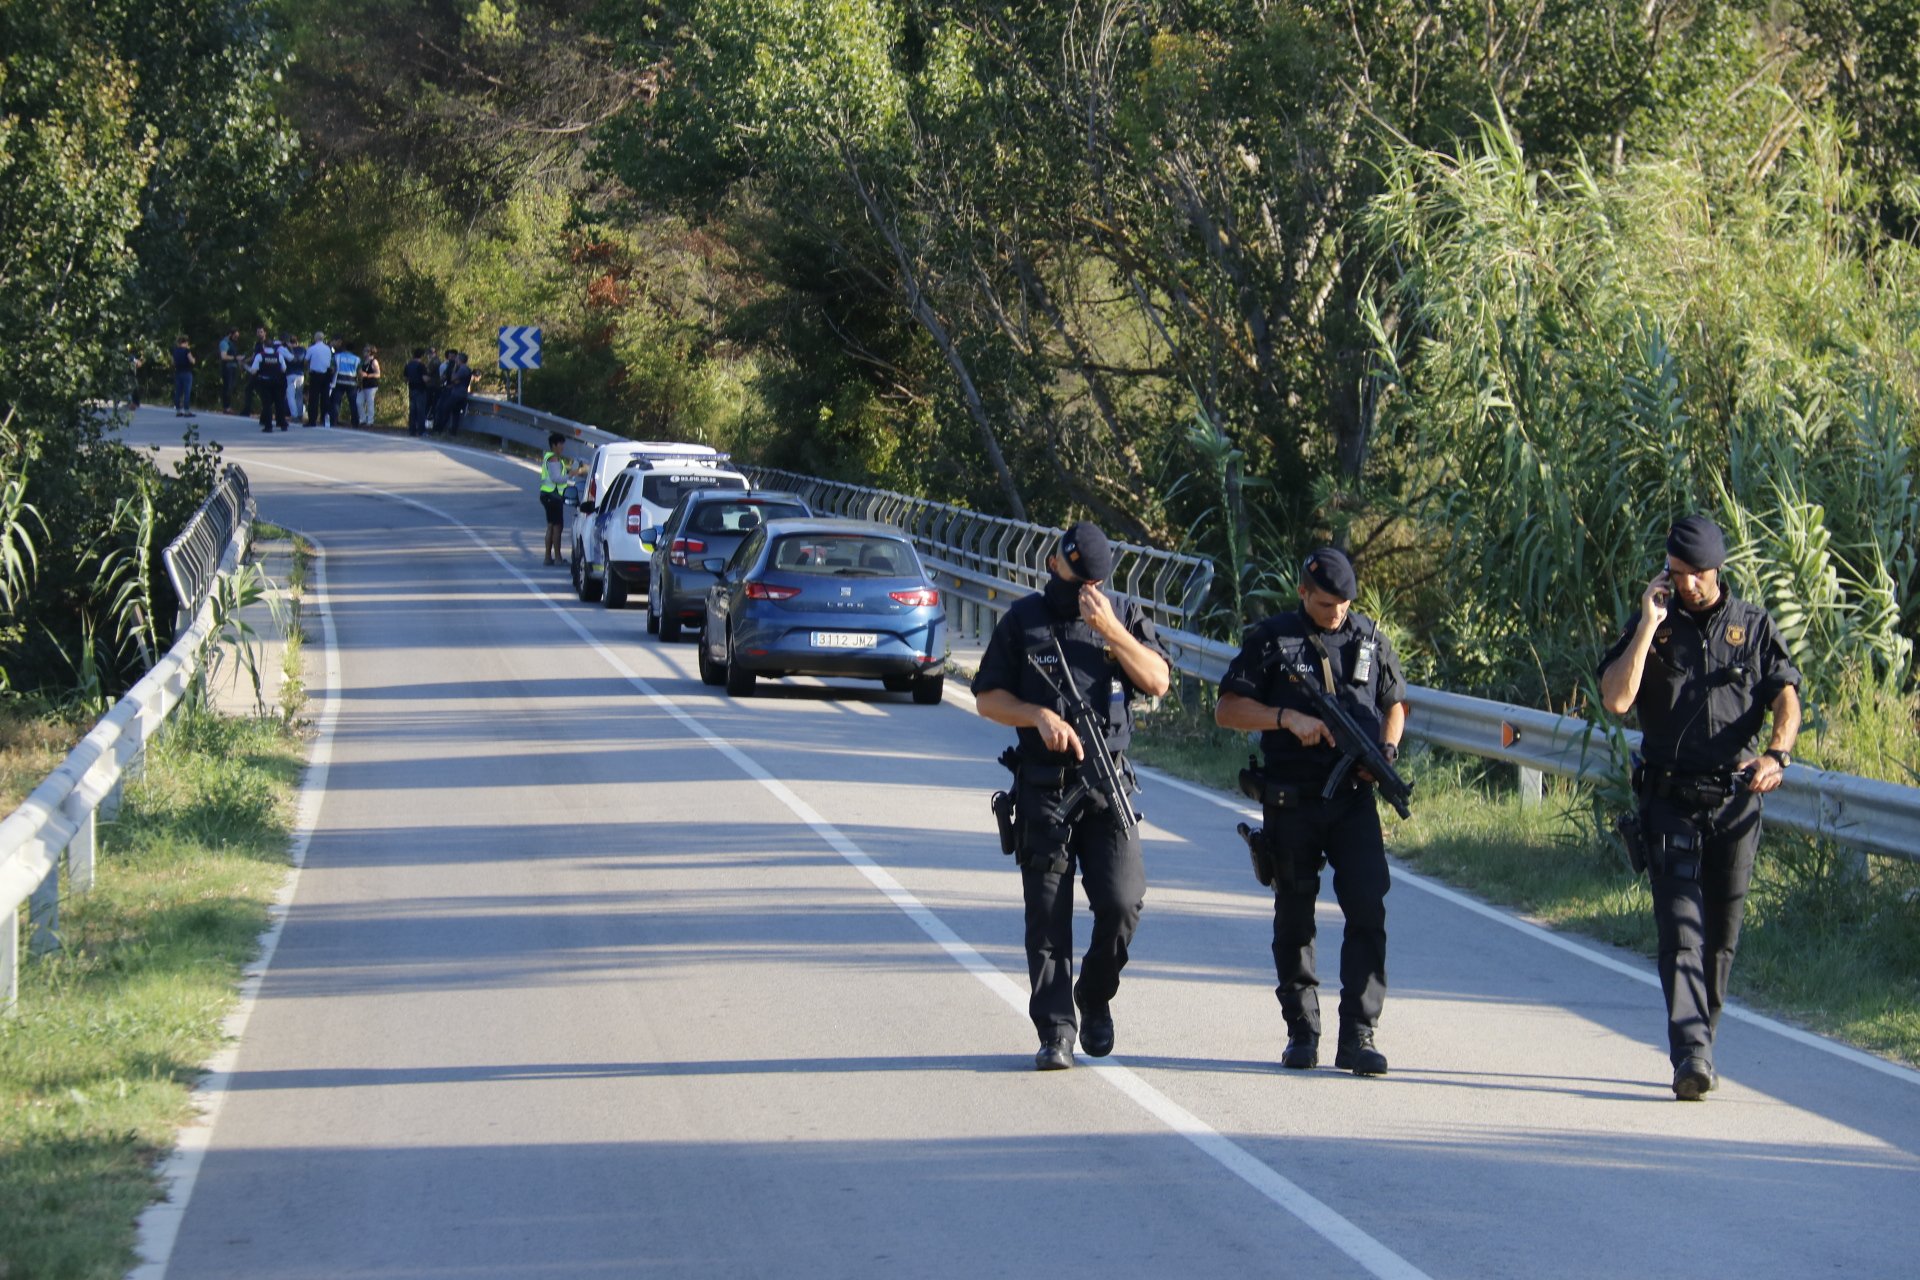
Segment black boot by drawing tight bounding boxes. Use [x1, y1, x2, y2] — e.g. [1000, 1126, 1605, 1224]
[1035, 1038, 1074, 1071]
[1280, 1024, 1320, 1070]
[1672, 1056, 1713, 1101]
[1334, 1025, 1388, 1076]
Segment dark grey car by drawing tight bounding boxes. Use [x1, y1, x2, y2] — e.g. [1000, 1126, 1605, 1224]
[644, 490, 810, 640]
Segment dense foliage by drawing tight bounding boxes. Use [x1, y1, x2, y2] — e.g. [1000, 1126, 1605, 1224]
[6, 2, 1918, 738]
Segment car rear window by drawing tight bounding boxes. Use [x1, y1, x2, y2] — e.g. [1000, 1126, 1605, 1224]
[770, 535, 918, 576]
[641, 472, 746, 507]
[688, 500, 807, 535]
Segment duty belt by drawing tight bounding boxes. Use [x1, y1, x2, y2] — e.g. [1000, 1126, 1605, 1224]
[1639, 764, 1744, 810]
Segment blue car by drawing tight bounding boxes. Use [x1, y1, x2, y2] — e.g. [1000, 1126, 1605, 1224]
[698, 518, 948, 703]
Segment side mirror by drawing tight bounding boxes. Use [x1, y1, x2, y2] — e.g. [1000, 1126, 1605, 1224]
[702, 557, 730, 574]
[577, 500, 596, 516]
[642, 526, 662, 547]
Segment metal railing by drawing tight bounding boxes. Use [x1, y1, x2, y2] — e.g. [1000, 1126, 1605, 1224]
[2, 478, 256, 1013]
[452, 402, 1920, 861]
[163, 465, 255, 631]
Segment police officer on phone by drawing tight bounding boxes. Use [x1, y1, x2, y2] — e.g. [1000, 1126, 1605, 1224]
[973, 522, 1172, 1071]
[1598, 515, 1801, 1100]
[1215, 548, 1406, 1075]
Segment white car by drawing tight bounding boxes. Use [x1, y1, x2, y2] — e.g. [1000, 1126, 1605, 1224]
[568, 441, 734, 601]
[576, 455, 748, 606]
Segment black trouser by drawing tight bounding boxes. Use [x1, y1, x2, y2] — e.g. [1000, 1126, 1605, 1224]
[408, 386, 427, 434]
[329, 384, 360, 426]
[243, 372, 258, 416]
[1017, 791, 1145, 1043]
[1266, 782, 1389, 1036]
[256, 375, 288, 430]
[1641, 785, 1761, 1068]
[305, 370, 331, 424]
[221, 364, 237, 411]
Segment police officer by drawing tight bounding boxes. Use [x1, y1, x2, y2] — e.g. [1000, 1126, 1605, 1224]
[249, 333, 294, 432]
[1598, 514, 1800, 1100]
[1216, 548, 1406, 1075]
[973, 521, 1172, 1070]
[539, 432, 582, 566]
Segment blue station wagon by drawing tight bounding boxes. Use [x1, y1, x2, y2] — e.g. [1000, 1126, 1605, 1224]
[697, 518, 948, 703]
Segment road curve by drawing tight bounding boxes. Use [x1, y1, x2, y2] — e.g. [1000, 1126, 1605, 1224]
[117, 411, 1918, 1279]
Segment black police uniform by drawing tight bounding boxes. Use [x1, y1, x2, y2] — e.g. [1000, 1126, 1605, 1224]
[972, 587, 1169, 1047]
[251, 342, 290, 432]
[1220, 610, 1405, 1041]
[1598, 589, 1799, 1074]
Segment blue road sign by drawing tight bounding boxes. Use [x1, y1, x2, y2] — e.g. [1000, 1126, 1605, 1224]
[498, 326, 543, 370]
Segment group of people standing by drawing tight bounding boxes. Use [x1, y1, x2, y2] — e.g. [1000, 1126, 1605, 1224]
[240, 330, 384, 433]
[400, 347, 476, 438]
[142, 330, 482, 440]
[974, 514, 1798, 1102]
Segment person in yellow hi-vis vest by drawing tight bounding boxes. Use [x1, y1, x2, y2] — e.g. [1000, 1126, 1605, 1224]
[540, 432, 583, 566]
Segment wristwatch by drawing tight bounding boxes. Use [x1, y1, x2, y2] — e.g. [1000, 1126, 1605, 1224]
[1764, 748, 1792, 768]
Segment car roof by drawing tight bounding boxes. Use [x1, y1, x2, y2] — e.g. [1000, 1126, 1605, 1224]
[600, 440, 720, 455]
[757, 517, 914, 539]
[684, 489, 806, 505]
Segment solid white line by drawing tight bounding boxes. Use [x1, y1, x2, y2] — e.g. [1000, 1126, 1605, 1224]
[131, 535, 342, 1279]
[210, 455, 1434, 1280]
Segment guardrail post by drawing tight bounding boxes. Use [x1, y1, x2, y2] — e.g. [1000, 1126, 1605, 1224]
[70, 812, 96, 894]
[1518, 766, 1543, 808]
[2, 908, 16, 1016]
[28, 861, 59, 955]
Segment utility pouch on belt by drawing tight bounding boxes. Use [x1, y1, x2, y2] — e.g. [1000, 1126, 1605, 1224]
[1238, 755, 1304, 810]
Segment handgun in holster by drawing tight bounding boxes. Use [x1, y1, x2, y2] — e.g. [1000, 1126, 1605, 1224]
[990, 789, 1017, 857]
[1237, 821, 1275, 888]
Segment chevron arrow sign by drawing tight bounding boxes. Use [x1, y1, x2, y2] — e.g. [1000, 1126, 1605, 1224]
[497, 326, 543, 370]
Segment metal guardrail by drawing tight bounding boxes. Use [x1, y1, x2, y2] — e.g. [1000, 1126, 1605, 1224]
[2, 484, 256, 1013]
[741, 466, 1216, 637]
[456, 402, 1920, 861]
[163, 465, 255, 631]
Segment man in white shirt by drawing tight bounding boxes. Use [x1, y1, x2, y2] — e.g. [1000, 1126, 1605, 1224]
[304, 332, 334, 426]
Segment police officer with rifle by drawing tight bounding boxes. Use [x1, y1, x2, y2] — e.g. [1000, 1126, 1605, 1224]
[1598, 515, 1800, 1100]
[974, 521, 1172, 1071]
[1216, 548, 1408, 1076]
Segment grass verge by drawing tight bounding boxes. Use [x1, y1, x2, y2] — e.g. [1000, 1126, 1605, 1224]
[1, 701, 93, 814]
[1129, 687, 1920, 1066]
[1, 707, 304, 1279]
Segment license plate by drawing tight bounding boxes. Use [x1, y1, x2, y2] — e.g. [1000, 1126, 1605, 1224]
[812, 631, 878, 649]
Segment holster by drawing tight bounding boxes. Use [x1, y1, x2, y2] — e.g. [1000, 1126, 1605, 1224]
[1641, 807, 1705, 882]
[1236, 821, 1275, 888]
[1614, 810, 1648, 875]
[990, 790, 1017, 857]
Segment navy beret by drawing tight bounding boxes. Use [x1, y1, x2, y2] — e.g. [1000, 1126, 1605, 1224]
[1667, 515, 1727, 571]
[1302, 547, 1358, 600]
[1059, 520, 1114, 582]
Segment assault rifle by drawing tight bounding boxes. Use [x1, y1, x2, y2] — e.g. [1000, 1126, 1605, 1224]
[1263, 639, 1414, 819]
[1022, 631, 1139, 835]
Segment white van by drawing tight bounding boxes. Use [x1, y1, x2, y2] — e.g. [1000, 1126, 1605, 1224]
[569, 442, 745, 603]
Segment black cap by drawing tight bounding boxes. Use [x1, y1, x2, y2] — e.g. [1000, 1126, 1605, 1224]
[1059, 521, 1114, 581]
[1667, 515, 1727, 571]
[1301, 547, 1358, 600]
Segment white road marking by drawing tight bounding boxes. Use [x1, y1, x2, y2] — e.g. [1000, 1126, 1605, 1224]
[132, 536, 342, 1279]
[208, 454, 1434, 1280]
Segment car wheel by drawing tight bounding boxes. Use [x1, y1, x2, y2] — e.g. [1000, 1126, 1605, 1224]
[659, 611, 683, 642]
[576, 547, 602, 603]
[724, 633, 756, 697]
[645, 597, 659, 635]
[697, 627, 727, 686]
[881, 674, 914, 693]
[910, 672, 945, 705]
[604, 570, 628, 609]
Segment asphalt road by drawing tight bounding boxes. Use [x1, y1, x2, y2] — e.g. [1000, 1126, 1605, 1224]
[118, 410, 1919, 1279]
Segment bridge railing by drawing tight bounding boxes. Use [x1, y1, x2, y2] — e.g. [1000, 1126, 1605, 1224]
[455, 401, 1920, 862]
[1, 471, 256, 1014]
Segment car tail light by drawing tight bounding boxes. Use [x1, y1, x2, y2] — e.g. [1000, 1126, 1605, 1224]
[889, 587, 940, 607]
[625, 505, 645, 535]
[670, 536, 706, 567]
[744, 580, 801, 601]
